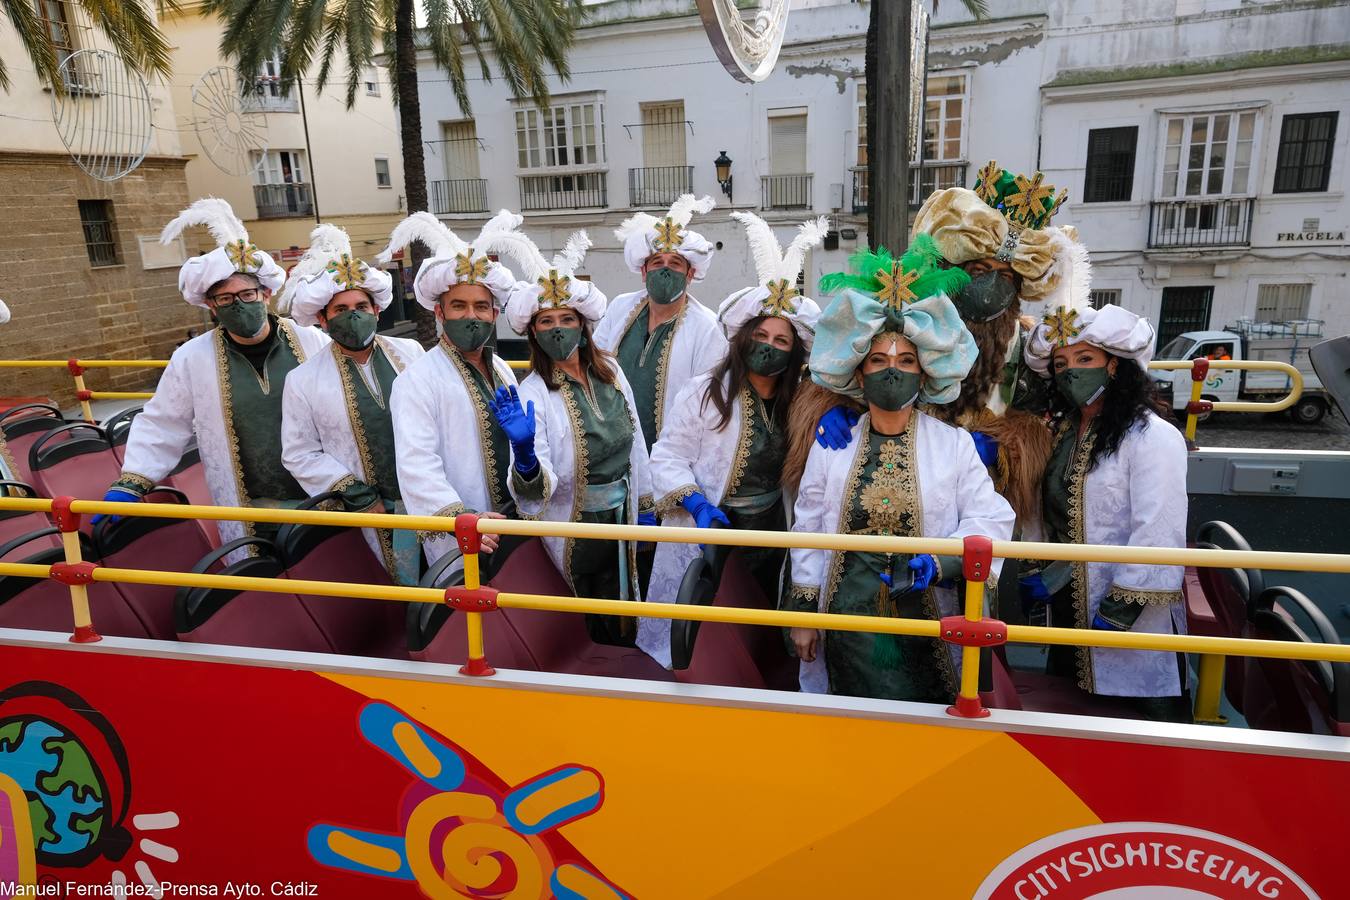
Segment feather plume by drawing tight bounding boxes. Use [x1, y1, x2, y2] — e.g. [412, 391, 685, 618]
[0, 299, 10, 325]
[731, 211, 782, 286]
[666, 194, 715, 228]
[378, 212, 463, 262]
[276, 224, 353, 313]
[778, 216, 829, 284]
[479, 229, 549, 282]
[1037, 229, 1092, 311]
[552, 231, 591, 274]
[307, 223, 351, 257]
[160, 197, 247, 247]
[614, 211, 659, 243]
[475, 209, 525, 246]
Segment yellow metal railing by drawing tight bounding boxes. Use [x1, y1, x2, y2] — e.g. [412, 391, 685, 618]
[1147, 358, 1304, 442]
[3, 497, 1348, 726]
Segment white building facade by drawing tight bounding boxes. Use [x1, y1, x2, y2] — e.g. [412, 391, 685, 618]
[409, 0, 1350, 342]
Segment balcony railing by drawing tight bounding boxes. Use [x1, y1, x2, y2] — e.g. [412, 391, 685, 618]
[519, 172, 608, 212]
[628, 166, 694, 208]
[253, 182, 314, 219]
[1148, 198, 1254, 249]
[761, 174, 813, 210]
[429, 178, 489, 215]
[851, 162, 968, 215]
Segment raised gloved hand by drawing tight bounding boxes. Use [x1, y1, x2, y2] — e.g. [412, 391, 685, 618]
[908, 554, 939, 592]
[491, 385, 538, 476]
[680, 491, 730, 530]
[1091, 613, 1122, 631]
[815, 405, 860, 450]
[971, 431, 1000, 468]
[638, 511, 658, 527]
[91, 488, 141, 526]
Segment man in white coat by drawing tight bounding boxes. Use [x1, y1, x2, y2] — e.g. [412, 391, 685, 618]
[99, 199, 329, 547]
[379, 212, 528, 567]
[280, 225, 425, 583]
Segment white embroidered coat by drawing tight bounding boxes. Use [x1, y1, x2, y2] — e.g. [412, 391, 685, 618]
[639, 373, 783, 666]
[280, 337, 426, 565]
[790, 412, 1016, 694]
[390, 343, 519, 563]
[592, 291, 729, 442]
[509, 367, 655, 596]
[118, 320, 330, 548]
[1058, 409, 1189, 698]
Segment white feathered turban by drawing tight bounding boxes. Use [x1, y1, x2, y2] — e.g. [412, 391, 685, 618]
[160, 198, 286, 308]
[379, 210, 526, 310]
[615, 194, 716, 282]
[278, 224, 394, 327]
[503, 231, 609, 334]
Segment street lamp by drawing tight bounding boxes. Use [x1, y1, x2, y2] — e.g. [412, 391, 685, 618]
[714, 150, 733, 202]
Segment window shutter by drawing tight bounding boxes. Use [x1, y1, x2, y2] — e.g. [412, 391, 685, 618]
[442, 122, 480, 180]
[641, 102, 686, 168]
[769, 115, 807, 175]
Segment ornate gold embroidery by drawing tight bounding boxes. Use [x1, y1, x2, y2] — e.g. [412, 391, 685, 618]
[651, 302, 687, 438]
[225, 239, 262, 272]
[761, 279, 799, 317]
[876, 263, 920, 312]
[440, 338, 506, 513]
[332, 343, 399, 576]
[112, 472, 156, 495]
[326, 254, 365, 289]
[638, 494, 653, 515]
[537, 270, 572, 308]
[821, 413, 873, 611]
[328, 474, 358, 494]
[1063, 420, 1098, 692]
[417, 502, 465, 544]
[720, 387, 756, 502]
[0, 435, 18, 481]
[1110, 585, 1183, 606]
[975, 160, 1003, 204]
[1043, 307, 1081, 347]
[454, 250, 490, 283]
[1004, 171, 1057, 225]
[856, 440, 918, 537]
[213, 328, 254, 542]
[788, 583, 820, 611]
[653, 218, 683, 252]
[655, 483, 699, 516]
[555, 371, 589, 591]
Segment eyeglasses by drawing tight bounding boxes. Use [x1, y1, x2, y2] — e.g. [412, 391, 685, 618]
[207, 288, 261, 307]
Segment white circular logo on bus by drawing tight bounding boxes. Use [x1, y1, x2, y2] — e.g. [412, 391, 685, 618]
[974, 822, 1319, 900]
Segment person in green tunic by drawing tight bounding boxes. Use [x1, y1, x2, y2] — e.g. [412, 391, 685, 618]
[784, 239, 1014, 698]
[494, 231, 656, 645]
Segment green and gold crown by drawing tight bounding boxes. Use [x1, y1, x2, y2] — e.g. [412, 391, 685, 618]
[818, 234, 972, 324]
[973, 160, 1066, 230]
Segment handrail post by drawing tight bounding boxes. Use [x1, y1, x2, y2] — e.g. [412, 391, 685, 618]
[1184, 358, 1210, 445]
[453, 513, 495, 676]
[947, 535, 994, 719]
[49, 497, 100, 643]
[67, 359, 94, 423]
[1193, 654, 1228, 725]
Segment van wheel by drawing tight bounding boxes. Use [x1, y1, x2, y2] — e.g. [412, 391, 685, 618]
[1290, 397, 1326, 425]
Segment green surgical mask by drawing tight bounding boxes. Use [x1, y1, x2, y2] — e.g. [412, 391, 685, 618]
[1055, 365, 1112, 408]
[215, 299, 268, 338]
[326, 309, 378, 351]
[444, 317, 492, 352]
[954, 270, 1018, 322]
[862, 367, 921, 412]
[645, 267, 688, 305]
[537, 325, 583, 362]
[745, 341, 791, 376]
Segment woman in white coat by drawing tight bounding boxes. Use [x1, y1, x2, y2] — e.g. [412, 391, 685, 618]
[786, 238, 1015, 700]
[493, 233, 656, 646]
[641, 213, 826, 667]
[1021, 302, 1190, 722]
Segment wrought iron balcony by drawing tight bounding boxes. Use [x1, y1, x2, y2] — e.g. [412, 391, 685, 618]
[429, 178, 489, 215]
[628, 166, 694, 208]
[519, 172, 608, 212]
[1148, 198, 1254, 249]
[761, 174, 813, 210]
[851, 163, 968, 215]
[253, 182, 314, 219]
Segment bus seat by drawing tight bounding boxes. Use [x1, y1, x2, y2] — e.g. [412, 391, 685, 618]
[1193, 520, 1265, 713]
[174, 537, 332, 653]
[0, 405, 66, 485]
[409, 547, 537, 670]
[164, 446, 220, 547]
[26, 424, 121, 513]
[93, 487, 210, 640]
[0, 529, 147, 637]
[103, 405, 143, 465]
[275, 502, 406, 659]
[668, 550, 780, 691]
[1241, 586, 1348, 736]
[0, 482, 53, 550]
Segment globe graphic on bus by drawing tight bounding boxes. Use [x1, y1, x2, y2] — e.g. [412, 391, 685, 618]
[0, 717, 107, 862]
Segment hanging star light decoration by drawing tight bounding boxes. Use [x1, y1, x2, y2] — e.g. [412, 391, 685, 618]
[975, 160, 1003, 205]
[1043, 306, 1082, 347]
[876, 262, 920, 312]
[653, 218, 684, 253]
[225, 239, 262, 272]
[761, 278, 799, 317]
[537, 269, 573, 308]
[454, 250, 491, 284]
[326, 253, 365, 289]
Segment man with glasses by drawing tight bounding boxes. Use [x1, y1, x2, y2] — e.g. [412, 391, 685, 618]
[100, 200, 329, 548]
[280, 225, 425, 583]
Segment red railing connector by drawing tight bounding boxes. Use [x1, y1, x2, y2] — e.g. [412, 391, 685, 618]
[51, 496, 82, 533]
[454, 513, 482, 556]
[76, 389, 93, 402]
[1186, 399, 1214, 416]
[948, 695, 990, 719]
[1190, 357, 1210, 382]
[66, 358, 85, 376]
[962, 534, 994, 584]
[938, 615, 1008, 648]
[50, 561, 98, 586]
[460, 656, 496, 677]
[444, 585, 500, 613]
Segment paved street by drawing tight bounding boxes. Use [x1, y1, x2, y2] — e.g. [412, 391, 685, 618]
[1189, 404, 1350, 451]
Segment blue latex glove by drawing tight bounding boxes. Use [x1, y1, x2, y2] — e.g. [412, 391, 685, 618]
[815, 405, 860, 450]
[908, 554, 938, 592]
[680, 491, 730, 530]
[638, 511, 658, 527]
[491, 385, 538, 476]
[971, 431, 999, 468]
[1019, 572, 1051, 617]
[1091, 613, 1122, 631]
[92, 488, 141, 525]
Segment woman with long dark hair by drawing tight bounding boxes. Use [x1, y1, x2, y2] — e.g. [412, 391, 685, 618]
[1021, 302, 1190, 722]
[493, 232, 655, 646]
[639, 215, 825, 666]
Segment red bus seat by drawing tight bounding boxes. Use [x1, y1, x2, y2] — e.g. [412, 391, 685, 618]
[0, 529, 147, 638]
[1241, 586, 1349, 736]
[27, 424, 121, 516]
[103, 405, 143, 466]
[0, 405, 67, 486]
[667, 551, 783, 690]
[1192, 520, 1265, 713]
[164, 446, 219, 546]
[0, 482, 53, 550]
[409, 548, 537, 670]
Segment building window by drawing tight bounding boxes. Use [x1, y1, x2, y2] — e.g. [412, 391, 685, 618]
[1157, 286, 1214, 350]
[1089, 288, 1121, 310]
[640, 101, 687, 168]
[252, 149, 307, 185]
[856, 81, 867, 168]
[1084, 127, 1137, 202]
[78, 199, 118, 267]
[1160, 110, 1259, 198]
[1255, 283, 1312, 322]
[922, 73, 967, 163]
[513, 94, 605, 171]
[250, 150, 313, 218]
[1274, 112, 1337, 194]
[252, 52, 297, 112]
[375, 157, 391, 188]
[364, 68, 380, 97]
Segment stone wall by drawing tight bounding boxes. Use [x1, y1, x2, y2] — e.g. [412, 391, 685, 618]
[0, 153, 206, 404]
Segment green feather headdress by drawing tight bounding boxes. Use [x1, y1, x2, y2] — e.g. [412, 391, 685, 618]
[818, 234, 971, 323]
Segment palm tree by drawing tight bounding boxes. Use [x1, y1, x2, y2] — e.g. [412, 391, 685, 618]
[0, 0, 172, 91]
[204, 0, 585, 343]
